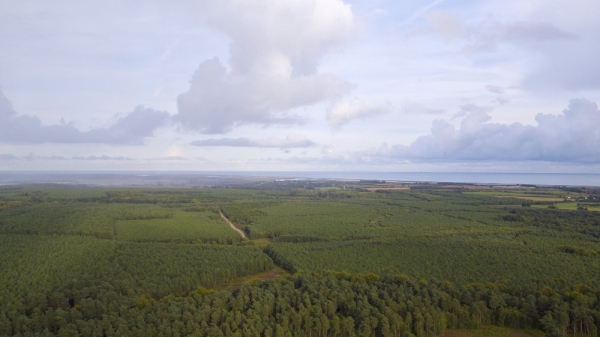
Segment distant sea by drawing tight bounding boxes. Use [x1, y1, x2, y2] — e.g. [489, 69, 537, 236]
[2, 171, 600, 187]
[241, 172, 600, 187]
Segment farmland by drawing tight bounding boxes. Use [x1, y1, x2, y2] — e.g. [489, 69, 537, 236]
[1, 182, 599, 336]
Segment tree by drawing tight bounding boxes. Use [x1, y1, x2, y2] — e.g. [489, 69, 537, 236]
[540, 312, 560, 337]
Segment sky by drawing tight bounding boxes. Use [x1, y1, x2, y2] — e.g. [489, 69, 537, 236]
[1, 0, 600, 172]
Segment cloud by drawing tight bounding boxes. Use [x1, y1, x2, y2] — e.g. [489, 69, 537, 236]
[0, 88, 16, 119]
[256, 147, 356, 167]
[522, 32, 600, 92]
[452, 104, 492, 120]
[0, 90, 170, 144]
[0, 154, 132, 161]
[191, 132, 315, 149]
[403, 102, 446, 115]
[485, 85, 504, 94]
[495, 97, 509, 105]
[364, 98, 600, 163]
[327, 99, 391, 129]
[484, 86, 509, 105]
[417, 5, 596, 93]
[502, 21, 577, 41]
[429, 13, 595, 92]
[175, 0, 354, 134]
[519, 0, 600, 92]
[0, 154, 18, 161]
[146, 156, 191, 161]
[71, 155, 132, 160]
[423, 14, 577, 54]
[104, 106, 171, 143]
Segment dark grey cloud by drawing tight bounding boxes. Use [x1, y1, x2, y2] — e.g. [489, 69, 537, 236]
[191, 133, 316, 149]
[363, 98, 600, 163]
[0, 90, 169, 145]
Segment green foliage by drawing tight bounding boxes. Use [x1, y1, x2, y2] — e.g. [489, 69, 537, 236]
[222, 194, 520, 240]
[506, 207, 600, 238]
[265, 236, 600, 286]
[111, 242, 274, 294]
[0, 234, 273, 309]
[557, 245, 598, 256]
[2, 183, 600, 336]
[2, 271, 599, 337]
[0, 203, 117, 239]
[0, 234, 115, 308]
[115, 210, 241, 243]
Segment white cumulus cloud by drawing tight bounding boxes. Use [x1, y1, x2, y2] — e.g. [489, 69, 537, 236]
[327, 99, 391, 130]
[176, 0, 354, 134]
[364, 98, 600, 163]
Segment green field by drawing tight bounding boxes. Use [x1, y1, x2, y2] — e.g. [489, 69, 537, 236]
[532, 202, 600, 212]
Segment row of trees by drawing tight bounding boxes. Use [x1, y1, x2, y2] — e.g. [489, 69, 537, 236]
[2, 271, 599, 336]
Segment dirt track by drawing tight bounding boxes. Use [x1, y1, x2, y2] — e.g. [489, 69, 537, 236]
[220, 212, 247, 239]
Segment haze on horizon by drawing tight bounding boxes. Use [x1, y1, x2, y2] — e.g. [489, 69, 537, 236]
[1, 0, 599, 173]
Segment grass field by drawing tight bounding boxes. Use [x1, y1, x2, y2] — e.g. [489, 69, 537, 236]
[531, 202, 600, 212]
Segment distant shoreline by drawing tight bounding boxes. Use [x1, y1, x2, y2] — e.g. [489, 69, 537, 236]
[2, 171, 600, 187]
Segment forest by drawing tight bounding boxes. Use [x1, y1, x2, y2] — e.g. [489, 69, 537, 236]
[0, 181, 599, 336]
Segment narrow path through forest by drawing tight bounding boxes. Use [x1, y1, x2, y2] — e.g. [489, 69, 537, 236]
[220, 211, 247, 239]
